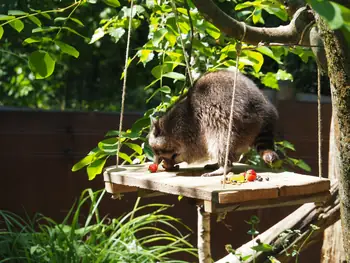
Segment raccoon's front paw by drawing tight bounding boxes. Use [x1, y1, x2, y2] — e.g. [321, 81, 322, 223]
[261, 150, 279, 164]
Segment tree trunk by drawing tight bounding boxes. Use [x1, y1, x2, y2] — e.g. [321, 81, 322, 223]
[321, 112, 346, 262]
[316, 17, 350, 260]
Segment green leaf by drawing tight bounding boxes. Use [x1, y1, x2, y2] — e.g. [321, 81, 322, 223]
[235, 2, 254, 10]
[0, 15, 15, 20]
[39, 12, 51, 20]
[87, 158, 107, 180]
[55, 40, 80, 58]
[138, 49, 154, 65]
[125, 143, 143, 155]
[22, 37, 42, 45]
[277, 140, 295, 151]
[8, 10, 27, 16]
[152, 28, 167, 47]
[28, 50, 56, 79]
[32, 26, 60, 33]
[295, 159, 312, 172]
[0, 26, 3, 40]
[162, 72, 186, 81]
[108, 27, 125, 43]
[103, 0, 120, 8]
[243, 50, 264, 72]
[72, 155, 95, 172]
[9, 20, 24, 32]
[142, 142, 154, 161]
[205, 22, 221, 39]
[252, 9, 262, 24]
[178, 195, 183, 201]
[54, 17, 68, 23]
[118, 152, 133, 164]
[28, 16, 42, 27]
[308, 0, 343, 29]
[261, 72, 278, 89]
[87, 0, 97, 3]
[89, 27, 104, 44]
[159, 86, 171, 93]
[276, 69, 293, 81]
[70, 17, 84, 27]
[255, 46, 282, 64]
[252, 243, 274, 252]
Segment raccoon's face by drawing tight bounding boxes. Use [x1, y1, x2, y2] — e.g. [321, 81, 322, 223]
[148, 118, 184, 170]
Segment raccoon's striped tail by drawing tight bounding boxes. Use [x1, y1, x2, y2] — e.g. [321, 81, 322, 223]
[254, 123, 279, 164]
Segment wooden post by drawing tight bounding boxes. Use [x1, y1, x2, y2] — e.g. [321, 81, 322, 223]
[197, 205, 211, 263]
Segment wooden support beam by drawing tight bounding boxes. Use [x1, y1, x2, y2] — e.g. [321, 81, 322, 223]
[198, 205, 212, 263]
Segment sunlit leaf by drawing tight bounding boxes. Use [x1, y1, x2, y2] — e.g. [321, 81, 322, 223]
[118, 152, 133, 164]
[255, 46, 282, 64]
[0, 15, 15, 20]
[8, 10, 27, 16]
[205, 22, 220, 39]
[243, 50, 264, 72]
[22, 37, 42, 45]
[152, 28, 167, 47]
[28, 51, 56, 79]
[0, 26, 3, 40]
[72, 154, 96, 171]
[70, 17, 84, 27]
[32, 26, 59, 33]
[103, 0, 120, 8]
[162, 72, 186, 81]
[9, 20, 24, 32]
[87, 158, 107, 180]
[138, 49, 154, 65]
[252, 243, 274, 252]
[159, 86, 171, 93]
[28, 16, 42, 27]
[108, 27, 125, 43]
[55, 40, 80, 58]
[125, 143, 143, 155]
[89, 27, 104, 44]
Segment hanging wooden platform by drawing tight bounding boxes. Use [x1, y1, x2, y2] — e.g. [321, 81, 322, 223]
[104, 163, 331, 212]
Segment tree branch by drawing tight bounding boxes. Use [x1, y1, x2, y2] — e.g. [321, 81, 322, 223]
[191, 0, 314, 45]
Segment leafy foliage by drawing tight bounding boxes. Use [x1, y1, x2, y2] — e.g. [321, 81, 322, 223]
[0, 188, 197, 262]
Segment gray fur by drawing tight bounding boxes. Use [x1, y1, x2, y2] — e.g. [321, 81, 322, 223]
[148, 69, 278, 176]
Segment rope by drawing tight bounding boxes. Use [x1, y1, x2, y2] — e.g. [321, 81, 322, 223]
[116, 0, 134, 168]
[171, 0, 193, 86]
[317, 66, 322, 178]
[222, 41, 243, 188]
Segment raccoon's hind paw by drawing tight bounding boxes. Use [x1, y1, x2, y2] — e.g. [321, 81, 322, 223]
[261, 150, 279, 164]
[201, 166, 232, 177]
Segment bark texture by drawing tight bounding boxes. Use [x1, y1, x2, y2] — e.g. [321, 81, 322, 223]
[317, 18, 350, 260]
[321, 113, 346, 263]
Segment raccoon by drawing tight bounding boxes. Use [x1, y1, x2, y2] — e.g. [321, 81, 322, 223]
[148, 69, 279, 176]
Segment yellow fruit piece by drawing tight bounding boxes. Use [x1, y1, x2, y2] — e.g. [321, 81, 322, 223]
[227, 173, 245, 183]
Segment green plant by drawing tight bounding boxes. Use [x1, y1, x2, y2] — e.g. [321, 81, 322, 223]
[0, 188, 197, 262]
[241, 140, 311, 172]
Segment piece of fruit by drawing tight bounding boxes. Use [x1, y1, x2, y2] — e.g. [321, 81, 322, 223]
[245, 169, 257, 182]
[148, 163, 158, 173]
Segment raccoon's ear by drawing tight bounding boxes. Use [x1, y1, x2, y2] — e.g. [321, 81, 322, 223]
[150, 116, 161, 137]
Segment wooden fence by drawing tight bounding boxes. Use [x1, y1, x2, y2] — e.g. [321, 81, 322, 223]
[0, 100, 332, 262]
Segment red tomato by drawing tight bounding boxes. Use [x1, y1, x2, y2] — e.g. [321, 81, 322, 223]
[148, 163, 158, 173]
[245, 169, 257, 182]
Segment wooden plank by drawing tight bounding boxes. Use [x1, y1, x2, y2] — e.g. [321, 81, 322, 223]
[218, 188, 278, 204]
[105, 182, 138, 194]
[104, 163, 330, 204]
[205, 191, 331, 213]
